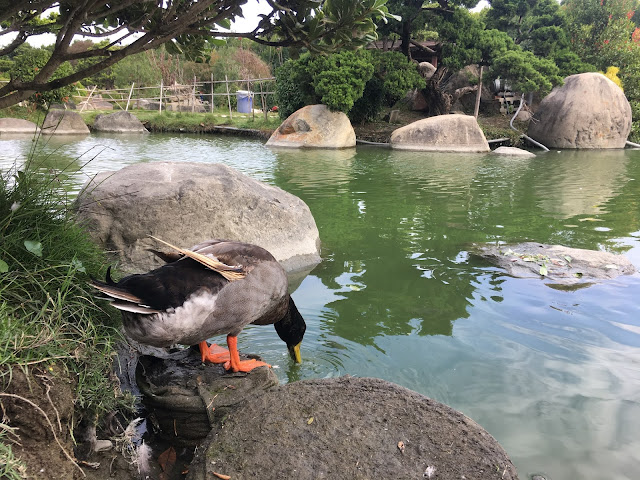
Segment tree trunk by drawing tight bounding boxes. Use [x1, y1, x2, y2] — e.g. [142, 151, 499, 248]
[401, 20, 411, 59]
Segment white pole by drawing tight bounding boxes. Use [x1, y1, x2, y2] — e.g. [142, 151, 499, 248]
[210, 73, 214, 113]
[126, 82, 134, 111]
[159, 79, 163, 113]
[225, 74, 232, 120]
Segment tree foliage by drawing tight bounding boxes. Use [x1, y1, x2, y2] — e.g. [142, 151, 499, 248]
[0, 0, 395, 108]
[9, 48, 75, 106]
[562, 0, 640, 70]
[275, 50, 425, 121]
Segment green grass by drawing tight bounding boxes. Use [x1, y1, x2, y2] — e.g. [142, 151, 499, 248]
[0, 105, 47, 126]
[0, 142, 136, 476]
[0, 431, 27, 480]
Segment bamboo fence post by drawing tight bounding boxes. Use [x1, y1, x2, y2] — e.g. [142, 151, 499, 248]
[79, 85, 97, 112]
[159, 79, 163, 113]
[126, 82, 135, 111]
[260, 80, 267, 121]
[210, 73, 214, 113]
[225, 75, 233, 119]
[192, 75, 196, 113]
[251, 80, 255, 121]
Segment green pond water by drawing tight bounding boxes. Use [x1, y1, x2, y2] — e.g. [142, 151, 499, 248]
[2, 133, 640, 479]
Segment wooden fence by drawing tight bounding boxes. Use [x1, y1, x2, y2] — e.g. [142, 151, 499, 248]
[74, 76, 276, 120]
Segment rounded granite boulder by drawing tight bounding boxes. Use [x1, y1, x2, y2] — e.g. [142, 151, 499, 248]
[390, 114, 490, 152]
[527, 72, 632, 149]
[93, 111, 149, 133]
[75, 162, 321, 274]
[266, 104, 356, 149]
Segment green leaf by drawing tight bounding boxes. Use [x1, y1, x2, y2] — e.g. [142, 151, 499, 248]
[24, 240, 43, 257]
[0, 259, 8, 273]
[71, 258, 86, 273]
[215, 18, 231, 29]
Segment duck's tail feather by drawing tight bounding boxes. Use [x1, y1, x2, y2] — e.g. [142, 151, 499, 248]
[89, 279, 162, 314]
[148, 236, 246, 281]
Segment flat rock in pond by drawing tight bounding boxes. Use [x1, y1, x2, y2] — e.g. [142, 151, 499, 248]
[0, 117, 40, 136]
[187, 376, 519, 480]
[475, 242, 636, 286]
[492, 146, 536, 157]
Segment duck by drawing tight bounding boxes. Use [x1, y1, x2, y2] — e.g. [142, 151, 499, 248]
[90, 237, 306, 373]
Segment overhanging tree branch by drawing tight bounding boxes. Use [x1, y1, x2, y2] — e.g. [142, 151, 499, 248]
[0, 0, 394, 109]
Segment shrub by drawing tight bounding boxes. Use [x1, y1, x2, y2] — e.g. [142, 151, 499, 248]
[275, 50, 424, 123]
[274, 56, 315, 119]
[0, 149, 135, 432]
[307, 50, 374, 113]
[350, 51, 426, 124]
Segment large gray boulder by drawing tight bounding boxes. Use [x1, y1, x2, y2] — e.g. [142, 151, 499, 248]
[93, 111, 148, 133]
[187, 377, 519, 480]
[266, 104, 356, 148]
[75, 162, 321, 273]
[0, 118, 40, 136]
[527, 72, 632, 149]
[390, 114, 490, 152]
[41, 109, 90, 135]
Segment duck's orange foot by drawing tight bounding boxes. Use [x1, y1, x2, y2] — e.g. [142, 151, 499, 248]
[224, 358, 271, 373]
[199, 341, 230, 364]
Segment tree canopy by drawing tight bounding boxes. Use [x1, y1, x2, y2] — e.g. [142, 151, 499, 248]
[0, 0, 395, 108]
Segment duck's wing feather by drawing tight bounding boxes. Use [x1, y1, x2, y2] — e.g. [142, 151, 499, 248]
[149, 236, 246, 281]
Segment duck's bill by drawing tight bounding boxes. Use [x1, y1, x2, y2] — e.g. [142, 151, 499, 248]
[288, 342, 302, 363]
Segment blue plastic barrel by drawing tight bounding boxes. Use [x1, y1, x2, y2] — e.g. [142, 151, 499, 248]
[236, 90, 254, 113]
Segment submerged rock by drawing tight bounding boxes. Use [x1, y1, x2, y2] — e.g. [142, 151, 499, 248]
[474, 242, 636, 287]
[492, 146, 536, 157]
[187, 376, 519, 480]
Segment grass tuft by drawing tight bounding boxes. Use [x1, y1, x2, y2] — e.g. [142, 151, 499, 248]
[0, 143, 136, 476]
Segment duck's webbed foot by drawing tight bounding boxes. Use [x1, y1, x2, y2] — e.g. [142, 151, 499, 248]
[199, 341, 231, 364]
[224, 335, 271, 373]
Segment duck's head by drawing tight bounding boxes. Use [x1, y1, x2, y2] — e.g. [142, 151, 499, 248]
[274, 297, 306, 363]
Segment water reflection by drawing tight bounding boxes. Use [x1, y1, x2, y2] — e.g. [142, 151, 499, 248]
[534, 150, 629, 219]
[2, 133, 640, 480]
